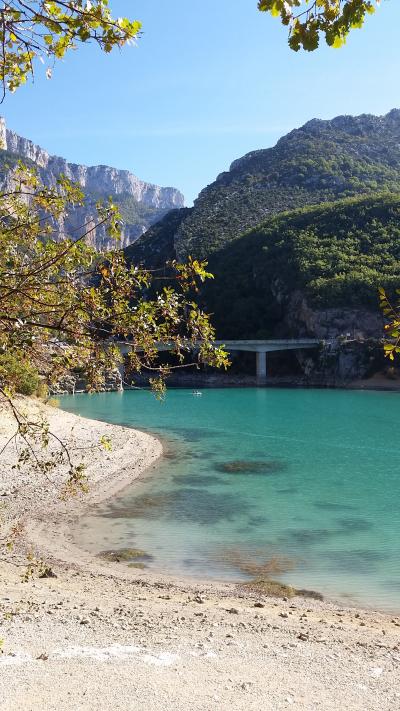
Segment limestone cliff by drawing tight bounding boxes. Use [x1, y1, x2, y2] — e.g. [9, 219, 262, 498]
[0, 117, 184, 250]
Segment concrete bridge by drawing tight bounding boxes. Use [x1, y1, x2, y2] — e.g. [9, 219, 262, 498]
[118, 338, 321, 383]
[213, 339, 321, 380]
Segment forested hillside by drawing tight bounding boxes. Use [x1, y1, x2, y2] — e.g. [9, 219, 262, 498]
[124, 208, 190, 269]
[129, 110, 400, 268]
[125, 110, 400, 349]
[202, 193, 400, 339]
[175, 110, 400, 260]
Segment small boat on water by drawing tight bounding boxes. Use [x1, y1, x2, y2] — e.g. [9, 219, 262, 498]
[191, 390, 203, 397]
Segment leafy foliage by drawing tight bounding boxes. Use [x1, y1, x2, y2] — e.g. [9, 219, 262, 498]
[0, 164, 228, 395]
[379, 288, 400, 361]
[0, 351, 40, 395]
[202, 193, 400, 338]
[258, 0, 378, 51]
[0, 162, 228, 505]
[0, 1, 229, 565]
[0, 1, 141, 98]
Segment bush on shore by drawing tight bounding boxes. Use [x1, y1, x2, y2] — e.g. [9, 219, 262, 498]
[0, 351, 42, 396]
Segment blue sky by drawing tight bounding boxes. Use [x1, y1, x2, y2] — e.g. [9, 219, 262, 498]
[3, 1, 400, 204]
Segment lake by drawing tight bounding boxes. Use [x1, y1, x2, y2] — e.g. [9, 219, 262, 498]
[60, 388, 400, 611]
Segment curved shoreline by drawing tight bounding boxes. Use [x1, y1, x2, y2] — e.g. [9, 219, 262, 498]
[0, 396, 395, 612]
[2, 398, 400, 710]
[0, 398, 164, 573]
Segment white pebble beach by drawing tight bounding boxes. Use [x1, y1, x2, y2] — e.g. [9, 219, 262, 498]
[0, 399, 399, 711]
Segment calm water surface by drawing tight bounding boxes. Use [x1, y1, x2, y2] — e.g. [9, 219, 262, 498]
[60, 388, 400, 611]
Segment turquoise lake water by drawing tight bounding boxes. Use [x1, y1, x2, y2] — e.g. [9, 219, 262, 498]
[60, 388, 400, 611]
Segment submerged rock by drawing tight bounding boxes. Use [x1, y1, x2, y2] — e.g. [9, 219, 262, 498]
[214, 460, 286, 475]
[240, 578, 323, 601]
[127, 562, 148, 569]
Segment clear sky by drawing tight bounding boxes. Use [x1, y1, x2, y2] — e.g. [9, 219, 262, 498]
[3, 1, 400, 205]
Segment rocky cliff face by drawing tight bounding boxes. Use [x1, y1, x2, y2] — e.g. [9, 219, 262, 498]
[280, 291, 384, 342]
[0, 117, 184, 250]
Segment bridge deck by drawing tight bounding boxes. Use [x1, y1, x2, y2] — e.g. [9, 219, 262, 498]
[117, 338, 322, 381]
[213, 339, 320, 353]
[118, 339, 321, 354]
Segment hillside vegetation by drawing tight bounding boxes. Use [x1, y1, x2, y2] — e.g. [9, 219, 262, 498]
[129, 110, 400, 272]
[124, 208, 190, 269]
[202, 194, 400, 339]
[175, 110, 400, 260]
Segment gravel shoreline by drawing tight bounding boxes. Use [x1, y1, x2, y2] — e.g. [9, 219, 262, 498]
[1, 399, 399, 710]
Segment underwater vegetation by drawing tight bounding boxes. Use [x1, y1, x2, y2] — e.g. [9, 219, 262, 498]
[171, 473, 227, 487]
[167, 427, 223, 442]
[97, 548, 153, 564]
[103, 488, 254, 525]
[240, 578, 297, 598]
[220, 549, 295, 578]
[336, 518, 373, 533]
[247, 515, 271, 527]
[313, 501, 358, 512]
[279, 517, 375, 548]
[284, 528, 335, 545]
[323, 549, 388, 574]
[101, 493, 175, 519]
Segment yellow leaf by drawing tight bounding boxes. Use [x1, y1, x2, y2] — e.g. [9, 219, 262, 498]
[332, 36, 345, 48]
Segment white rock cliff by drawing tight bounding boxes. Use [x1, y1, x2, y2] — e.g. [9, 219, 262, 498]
[0, 117, 184, 249]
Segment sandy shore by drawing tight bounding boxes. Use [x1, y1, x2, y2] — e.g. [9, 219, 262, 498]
[0, 398, 399, 710]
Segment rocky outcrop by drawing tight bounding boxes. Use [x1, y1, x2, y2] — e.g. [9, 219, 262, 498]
[50, 368, 122, 394]
[286, 297, 386, 383]
[281, 292, 384, 341]
[292, 338, 385, 384]
[0, 117, 184, 250]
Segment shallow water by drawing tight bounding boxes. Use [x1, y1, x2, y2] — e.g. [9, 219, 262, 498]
[60, 388, 400, 611]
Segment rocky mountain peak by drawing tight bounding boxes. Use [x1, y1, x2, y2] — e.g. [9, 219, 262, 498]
[227, 109, 400, 177]
[292, 108, 400, 139]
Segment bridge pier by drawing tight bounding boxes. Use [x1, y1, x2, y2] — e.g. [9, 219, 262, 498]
[256, 351, 267, 382]
[117, 343, 131, 390]
[117, 360, 125, 390]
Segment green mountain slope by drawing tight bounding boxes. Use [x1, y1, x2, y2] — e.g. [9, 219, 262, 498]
[202, 193, 400, 339]
[126, 111, 400, 348]
[124, 208, 191, 269]
[175, 109, 400, 260]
